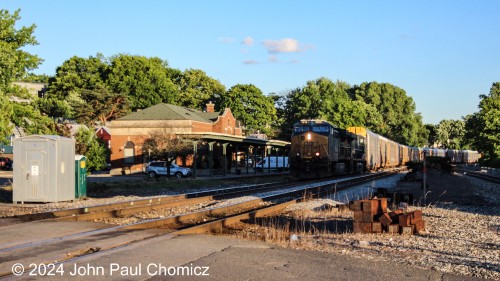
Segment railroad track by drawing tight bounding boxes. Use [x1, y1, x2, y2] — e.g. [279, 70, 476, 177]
[0, 180, 293, 227]
[0, 171, 395, 279]
[455, 168, 500, 184]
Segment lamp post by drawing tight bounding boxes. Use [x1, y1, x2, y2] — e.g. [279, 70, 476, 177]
[10, 134, 15, 146]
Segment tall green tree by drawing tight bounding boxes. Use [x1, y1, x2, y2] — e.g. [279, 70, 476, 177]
[177, 69, 226, 110]
[218, 84, 277, 136]
[281, 78, 384, 133]
[435, 119, 465, 149]
[465, 83, 500, 163]
[352, 82, 426, 146]
[268, 92, 290, 139]
[48, 54, 108, 100]
[0, 9, 42, 142]
[72, 87, 130, 126]
[107, 54, 178, 110]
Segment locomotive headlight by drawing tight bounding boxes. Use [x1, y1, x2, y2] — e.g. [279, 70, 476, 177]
[307, 133, 311, 140]
[315, 152, 320, 156]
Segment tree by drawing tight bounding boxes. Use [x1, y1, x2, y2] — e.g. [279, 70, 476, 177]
[425, 124, 437, 147]
[72, 88, 130, 126]
[48, 54, 108, 100]
[37, 97, 72, 118]
[74, 127, 108, 172]
[0, 9, 42, 143]
[435, 119, 465, 149]
[352, 82, 426, 146]
[11, 102, 56, 135]
[107, 54, 178, 110]
[281, 78, 384, 133]
[465, 82, 500, 164]
[142, 127, 193, 175]
[0, 9, 42, 91]
[177, 69, 226, 110]
[268, 92, 290, 139]
[218, 84, 277, 136]
[21, 72, 51, 83]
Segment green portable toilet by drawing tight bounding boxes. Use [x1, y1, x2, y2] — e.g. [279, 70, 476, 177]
[75, 155, 87, 198]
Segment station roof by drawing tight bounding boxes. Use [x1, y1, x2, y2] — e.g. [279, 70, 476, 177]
[179, 132, 290, 148]
[117, 103, 220, 123]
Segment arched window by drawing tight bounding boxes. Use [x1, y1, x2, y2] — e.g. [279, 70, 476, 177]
[123, 141, 135, 165]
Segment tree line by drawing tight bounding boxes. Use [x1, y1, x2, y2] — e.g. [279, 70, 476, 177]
[1, 9, 498, 168]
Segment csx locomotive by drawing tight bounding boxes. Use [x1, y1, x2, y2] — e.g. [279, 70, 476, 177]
[289, 119, 480, 179]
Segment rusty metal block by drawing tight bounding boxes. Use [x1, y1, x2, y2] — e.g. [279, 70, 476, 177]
[362, 200, 379, 214]
[353, 222, 363, 233]
[411, 210, 423, 224]
[378, 213, 392, 226]
[362, 211, 375, 222]
[401, 226, 414, 235]
[361, 222, 372, 233]
[414, 220, 425, 233]
[353, 211, 363, 222]
[387, 224, 399, 234]
[398, 214, 412, 227]
[372, 222, 382, 233]
[349, 200, 363, 211]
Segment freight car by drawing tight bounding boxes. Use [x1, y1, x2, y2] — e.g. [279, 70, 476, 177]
[289, 120, 481, 179]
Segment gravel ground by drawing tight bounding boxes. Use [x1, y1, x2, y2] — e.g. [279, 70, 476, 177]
[230, 171, 500, 280]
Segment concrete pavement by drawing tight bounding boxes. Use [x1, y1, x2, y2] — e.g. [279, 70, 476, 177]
[4, 233, 486, 281]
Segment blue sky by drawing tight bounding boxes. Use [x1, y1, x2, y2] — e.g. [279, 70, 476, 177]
[4, 0, 500, 124]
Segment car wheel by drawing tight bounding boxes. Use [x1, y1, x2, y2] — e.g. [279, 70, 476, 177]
[175, 172, 182, 179]
[149, 171, 157, 178]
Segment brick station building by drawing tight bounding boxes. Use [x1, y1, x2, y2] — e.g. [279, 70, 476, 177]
[109, 102, 247, 175]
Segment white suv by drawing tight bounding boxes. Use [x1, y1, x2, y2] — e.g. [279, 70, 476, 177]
[145, 161, 192, 178]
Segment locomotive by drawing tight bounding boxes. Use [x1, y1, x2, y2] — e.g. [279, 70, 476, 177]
[289, 120, 366, 179]
[289, 119, 481, 179]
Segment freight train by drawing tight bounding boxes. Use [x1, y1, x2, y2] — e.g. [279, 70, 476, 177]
[289, 119, 481, 179]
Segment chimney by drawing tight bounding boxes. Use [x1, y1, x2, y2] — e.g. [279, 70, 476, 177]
[206, 101, 215, 113]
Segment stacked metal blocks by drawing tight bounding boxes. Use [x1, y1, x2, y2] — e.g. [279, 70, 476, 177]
[350, 198, 425, 235]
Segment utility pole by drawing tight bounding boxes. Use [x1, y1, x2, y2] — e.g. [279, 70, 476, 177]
[423, 150, 427, 205]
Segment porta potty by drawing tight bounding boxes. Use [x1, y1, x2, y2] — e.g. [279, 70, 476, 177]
[75, 155, 87, 198]
[13, 135, 75, 203]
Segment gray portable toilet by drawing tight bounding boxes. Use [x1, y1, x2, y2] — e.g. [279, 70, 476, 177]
[13, 135, 76, 203]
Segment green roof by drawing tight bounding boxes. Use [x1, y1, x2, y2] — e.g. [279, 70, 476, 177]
[117, 103, 221, 123]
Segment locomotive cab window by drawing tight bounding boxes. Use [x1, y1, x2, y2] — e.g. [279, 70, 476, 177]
[294, 126, 310, 133]
[312, 126, 329, 133]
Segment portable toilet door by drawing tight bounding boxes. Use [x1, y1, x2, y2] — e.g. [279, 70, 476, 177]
[75, 155, 87, 198]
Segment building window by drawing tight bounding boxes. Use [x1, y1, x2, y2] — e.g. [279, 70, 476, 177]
[123, 141, 135, 165]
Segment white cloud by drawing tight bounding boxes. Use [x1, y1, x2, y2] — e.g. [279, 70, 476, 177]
[218, 37, 236, 43]
[243, 60, 259, 65]
[268, 55, 278, 63]
[263, 38, 308, 54]
[242, 36, 254, 46]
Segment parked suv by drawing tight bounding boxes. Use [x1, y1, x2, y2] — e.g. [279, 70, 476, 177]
[145, 161, 192, 178]
[0, 157, 13, 170]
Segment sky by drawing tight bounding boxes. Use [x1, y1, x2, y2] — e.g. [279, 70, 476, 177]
[3, 0, 500, 124]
